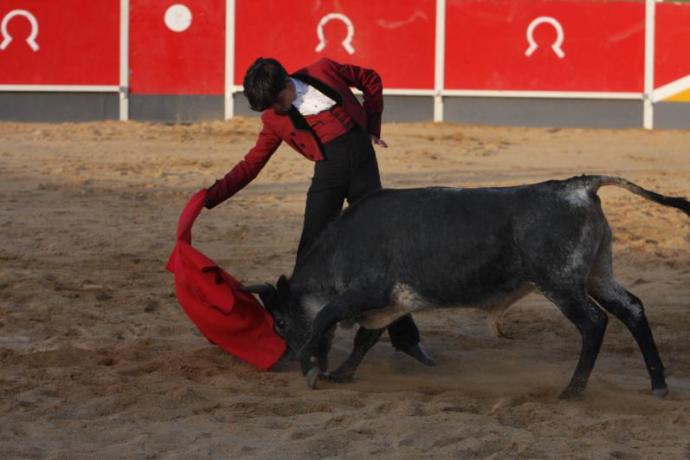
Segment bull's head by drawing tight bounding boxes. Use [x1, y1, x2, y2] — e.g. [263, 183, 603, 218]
[243, 275, 311, 356]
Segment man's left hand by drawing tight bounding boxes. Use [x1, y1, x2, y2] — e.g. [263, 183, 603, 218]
[370, 135, 388, 148]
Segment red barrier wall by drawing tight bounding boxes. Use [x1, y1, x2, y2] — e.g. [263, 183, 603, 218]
[655, 3, 690, 89]
[1, 1, 690, 101]
[235, 0, 436, 90]
[129, 0, 225, 95]
[445, 0, 645, 92]
[0, 1, 119, 85]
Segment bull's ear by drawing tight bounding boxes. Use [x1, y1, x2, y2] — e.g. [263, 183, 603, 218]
[276, 275, 290, 299]
[242, 283, 277, 311]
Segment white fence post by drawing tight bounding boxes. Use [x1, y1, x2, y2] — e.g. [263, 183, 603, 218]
[643, 0, 655, 129]
[225, 0, 236, 120]
[119, 0, 129, 121]
[434, 0, 446, 122]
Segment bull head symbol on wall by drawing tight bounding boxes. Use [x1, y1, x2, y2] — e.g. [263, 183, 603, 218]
[525, 16, 565, 59]
[315, 13, 355, 55]
[1, 10, 40, 52]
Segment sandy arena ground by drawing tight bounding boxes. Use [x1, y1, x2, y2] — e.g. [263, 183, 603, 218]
[0, 118, 689, 459]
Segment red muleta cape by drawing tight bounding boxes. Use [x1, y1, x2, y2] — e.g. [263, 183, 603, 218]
[165, 189, 286, 370]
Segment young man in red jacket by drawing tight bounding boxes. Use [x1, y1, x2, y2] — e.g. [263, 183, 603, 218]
[204, 57, 434, 366]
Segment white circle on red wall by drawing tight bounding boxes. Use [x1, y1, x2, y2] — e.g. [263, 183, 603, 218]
[164, 4, 192, 32]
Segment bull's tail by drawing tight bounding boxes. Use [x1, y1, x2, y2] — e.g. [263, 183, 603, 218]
[580, 175, 690, 217]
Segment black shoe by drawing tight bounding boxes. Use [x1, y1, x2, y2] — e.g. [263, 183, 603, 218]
[398, 343, 436, 367]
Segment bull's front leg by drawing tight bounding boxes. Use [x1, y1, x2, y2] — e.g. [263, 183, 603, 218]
[324, 326, 384, 383]
[300, 293, 382, 389]
[315, 324, 337, 373]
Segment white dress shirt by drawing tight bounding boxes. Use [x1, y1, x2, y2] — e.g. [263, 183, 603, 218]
[290, 77, 336, 116]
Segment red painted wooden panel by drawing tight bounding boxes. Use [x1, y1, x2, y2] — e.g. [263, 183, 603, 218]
[0, 0, 119, 85]
[235, 0, 435, 90]
[445, 0, 645, 92]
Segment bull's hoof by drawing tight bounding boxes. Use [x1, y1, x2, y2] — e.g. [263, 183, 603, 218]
[305, 366, 320, 389]
[652, 386, 669, 398]
[323, 371, 354, 384]
[300, 354, 321, 389]
[399, 343, 436, 367]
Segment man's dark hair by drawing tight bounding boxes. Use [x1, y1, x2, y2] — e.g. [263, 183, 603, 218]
[243, 58, 288, 112]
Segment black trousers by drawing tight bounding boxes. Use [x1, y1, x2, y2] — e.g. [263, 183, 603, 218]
[296, 128, 420, 350]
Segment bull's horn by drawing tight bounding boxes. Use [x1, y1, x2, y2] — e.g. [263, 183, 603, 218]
[241, 283, 276, 307]
[242, 282, 273, 294]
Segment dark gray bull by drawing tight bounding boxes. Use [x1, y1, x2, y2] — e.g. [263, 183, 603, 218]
[247, 175, 690, 399]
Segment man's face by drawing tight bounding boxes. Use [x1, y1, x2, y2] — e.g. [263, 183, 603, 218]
[272, 78, 296, 114]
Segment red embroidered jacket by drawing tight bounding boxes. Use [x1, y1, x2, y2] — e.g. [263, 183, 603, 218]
[205, 58, 383, 208]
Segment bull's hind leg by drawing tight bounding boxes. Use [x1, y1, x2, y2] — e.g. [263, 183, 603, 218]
[589, 281, 668, 397]
[587, 236, 668, 396]
[540, 286, 609, 399]
[324, 327, 385, 383]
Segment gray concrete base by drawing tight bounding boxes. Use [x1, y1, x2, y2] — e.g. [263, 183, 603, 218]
[0, 93, 119, 122]
[653, 102, 690, 129]
[232, 92, 253, 117]
[444, 97, 644, 129]
[233, 92, 434, 123]
[2, 92, 688, 129]
[236, 94, 647, 128]
[382, 96, 434, 123]
[129, 95, 224, 123]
